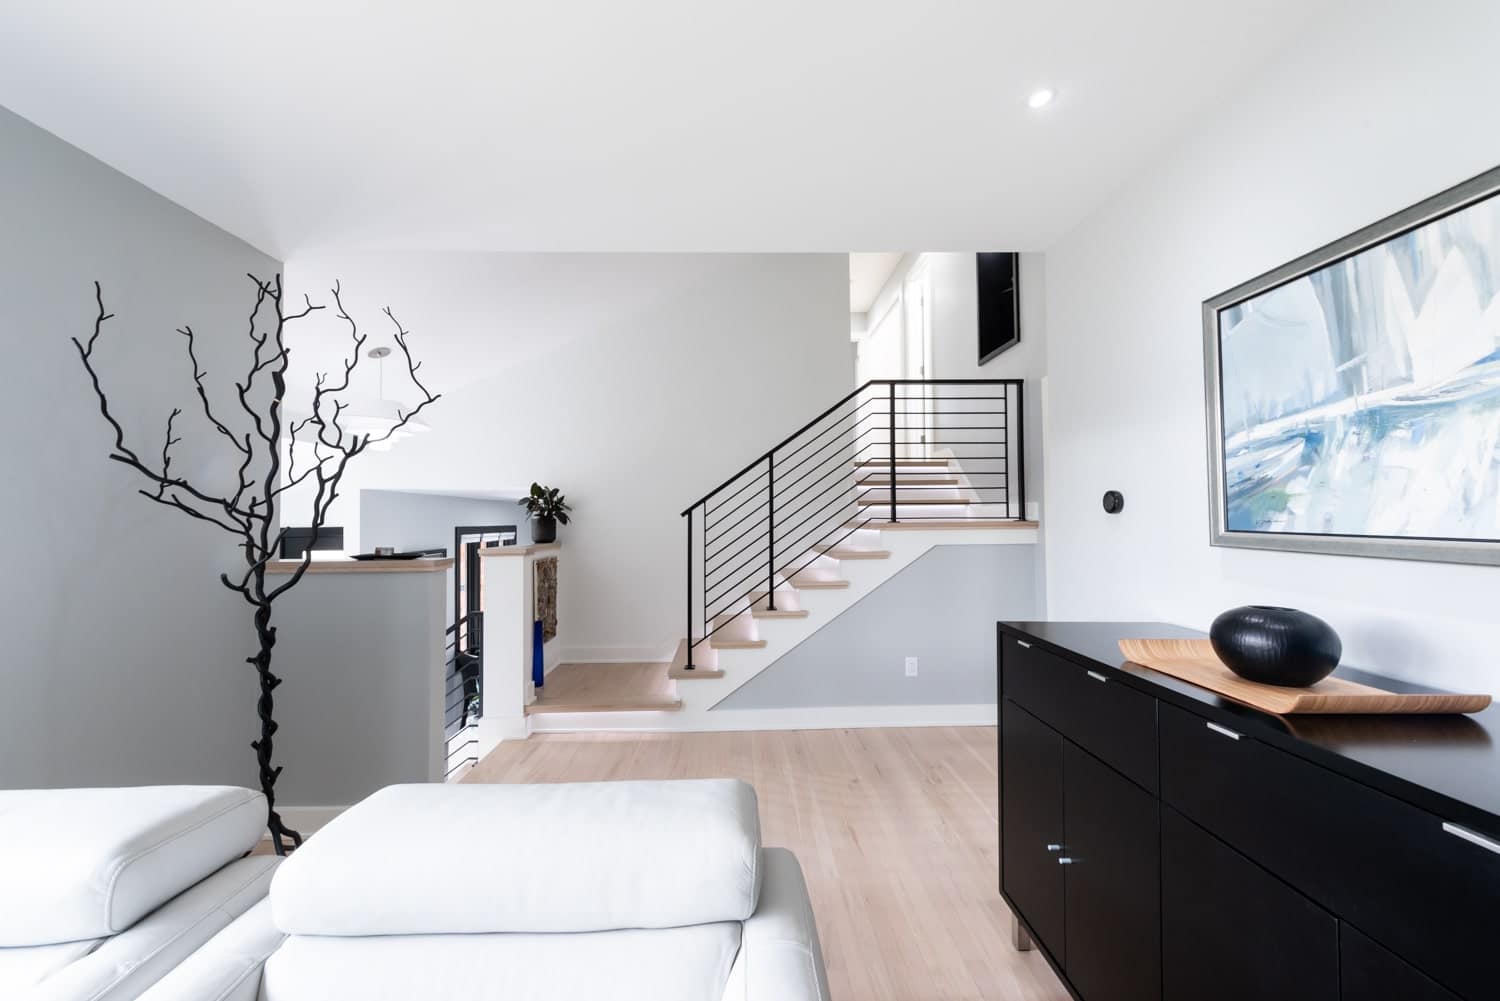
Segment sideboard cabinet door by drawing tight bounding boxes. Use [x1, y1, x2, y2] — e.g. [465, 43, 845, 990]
[1162, 807, 1337, 1001]
[1000, 700, 1066, 960]
[1061, 742, 1160, 1001]
[1341, 925, 1461, 1001]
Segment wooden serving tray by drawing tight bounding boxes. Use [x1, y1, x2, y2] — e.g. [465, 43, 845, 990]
[1118, 638, 1492, 716]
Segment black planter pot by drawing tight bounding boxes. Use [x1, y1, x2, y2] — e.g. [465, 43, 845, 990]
[1209, 605, 1342, 688]
[531, 516, 557, 544]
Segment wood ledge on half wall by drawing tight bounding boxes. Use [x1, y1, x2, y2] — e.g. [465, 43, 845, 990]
[477, 542, 560, 558]
[265, 556, 455, 574]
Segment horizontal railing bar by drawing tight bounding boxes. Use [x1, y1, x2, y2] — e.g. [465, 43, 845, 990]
[776, 421, 881, 488]
[775, 477, 870, 540]
[705, 488, 768, 537]
[707, 430, 878, 565]
[773, 501, 869, 567]
[777, 446, 867, 513]
[705, 543, 775, 600]
[705, 517, 776, 582]
[706, 454, 856, 568]
[705, 470, 769, 520]
[682, 384, 875, 514]
[704, 507, 870, 619]
[771, 396, 880, 470]
[705, 505, 775, 567]
[878, 379, 1023, 385]
[700, 513, 883, 638]
[682, 379, 1021, 513]
[771, 515, 879, 586]
[705, 503, 769, 548]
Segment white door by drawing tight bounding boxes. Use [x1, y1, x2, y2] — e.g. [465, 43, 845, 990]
[901, 263, 932, 455]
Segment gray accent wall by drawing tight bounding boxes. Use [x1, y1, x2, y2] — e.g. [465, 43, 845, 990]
[268, 569, 447, 807]
[0, 105, 280, 788]
[360, 489, 527, 553]
[717, 545, 1039, 709]
[359, 488, 526, 623]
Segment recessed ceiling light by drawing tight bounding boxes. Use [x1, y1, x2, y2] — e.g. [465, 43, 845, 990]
[1028, 89, 1055, 110]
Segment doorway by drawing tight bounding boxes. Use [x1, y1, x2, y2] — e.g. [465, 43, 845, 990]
[453, 524, 518, 637]
[450, 524, 517, 727]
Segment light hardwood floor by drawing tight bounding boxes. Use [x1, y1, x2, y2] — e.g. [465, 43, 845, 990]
[466, 725, 1068, 1001]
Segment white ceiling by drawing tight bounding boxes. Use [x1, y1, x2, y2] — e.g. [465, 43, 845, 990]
[0, 1, 1337, 258]
[849, 253, 905, 313]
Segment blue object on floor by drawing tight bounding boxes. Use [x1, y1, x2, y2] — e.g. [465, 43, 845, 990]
[532, 619, 545, 689]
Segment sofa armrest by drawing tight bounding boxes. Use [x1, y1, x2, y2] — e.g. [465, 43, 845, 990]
[135, 899, 283, 1001]
[29, 855, 277, 1001]
[722, 848, 831, 1001]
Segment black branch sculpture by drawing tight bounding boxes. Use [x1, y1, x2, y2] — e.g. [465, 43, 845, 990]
[73, 274, 440, 855]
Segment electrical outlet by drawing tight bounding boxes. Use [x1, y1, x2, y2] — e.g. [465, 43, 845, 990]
[905, 656, 919, 677]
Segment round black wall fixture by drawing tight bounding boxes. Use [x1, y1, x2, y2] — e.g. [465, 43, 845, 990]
[1102, 490, 1125, 514]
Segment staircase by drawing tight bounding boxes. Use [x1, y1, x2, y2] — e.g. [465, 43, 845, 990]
[526, 379, 1038, 733]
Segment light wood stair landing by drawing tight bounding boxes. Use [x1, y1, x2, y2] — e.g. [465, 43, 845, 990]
[525, 662, 682, 714]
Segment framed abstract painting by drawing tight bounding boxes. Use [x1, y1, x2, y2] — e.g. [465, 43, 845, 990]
[1203, 165, 1500, 565]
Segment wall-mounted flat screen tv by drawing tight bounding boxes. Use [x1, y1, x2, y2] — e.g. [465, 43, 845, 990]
[977, 252, 1020, 365]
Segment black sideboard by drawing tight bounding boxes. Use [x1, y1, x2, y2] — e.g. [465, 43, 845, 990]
[997, 620, 1500, 1001]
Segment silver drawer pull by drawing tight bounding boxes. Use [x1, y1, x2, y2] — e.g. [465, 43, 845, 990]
[1046, 843, 1063, 852]
[1443, 822, 1500, 856]
[1086, 670, 1108, 683]
[1057, 857, 1074, 865]
[1206, 721, 1242, 741]
[1016, 639, 1033, 649]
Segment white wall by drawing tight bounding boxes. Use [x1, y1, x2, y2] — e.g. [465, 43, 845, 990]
[1042, 0, 1500, 693]
[282, 253, 853, 662]
[858, 252, 1048, 509]
[926, 252, 1047, 512]
[0, 105, 279, 788]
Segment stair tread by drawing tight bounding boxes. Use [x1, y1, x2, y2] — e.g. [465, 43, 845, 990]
[857, 496, 972, 506]
[668, 639, 724, 678]
[752, 608, 809, 619]
[791, 578, 851, 589]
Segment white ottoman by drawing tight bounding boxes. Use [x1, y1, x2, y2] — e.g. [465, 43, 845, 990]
[141, 780, 830, 1001]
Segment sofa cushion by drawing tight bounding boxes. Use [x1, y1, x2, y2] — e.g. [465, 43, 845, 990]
[261, 922, 742, 1001]
[0, 786, 266, 947]
[0, 939, 100, 997]
[272, 779, 761, 935]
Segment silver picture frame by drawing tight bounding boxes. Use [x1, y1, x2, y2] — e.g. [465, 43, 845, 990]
[1203, 164, 1500, 566]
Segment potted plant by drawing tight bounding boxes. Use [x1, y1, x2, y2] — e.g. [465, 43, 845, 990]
[519, 482, 571, 544]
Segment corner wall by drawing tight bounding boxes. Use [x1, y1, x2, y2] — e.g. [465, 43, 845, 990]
[1042, 0, 1500, 693]
[0, 105, 280, 787]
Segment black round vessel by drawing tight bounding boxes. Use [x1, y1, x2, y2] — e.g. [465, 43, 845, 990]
[1209, 605, 1342, 688]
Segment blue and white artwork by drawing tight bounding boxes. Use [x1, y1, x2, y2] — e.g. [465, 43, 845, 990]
[1216, 192, 1500, 547]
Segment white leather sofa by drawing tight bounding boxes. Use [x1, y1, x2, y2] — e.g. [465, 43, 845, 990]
[141, 779, 831, 1001]
[0, 785, 276, 1001]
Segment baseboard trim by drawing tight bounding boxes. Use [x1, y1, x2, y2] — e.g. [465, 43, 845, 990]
[276, 804, 348, 834]
[527, 703, 997, 734]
